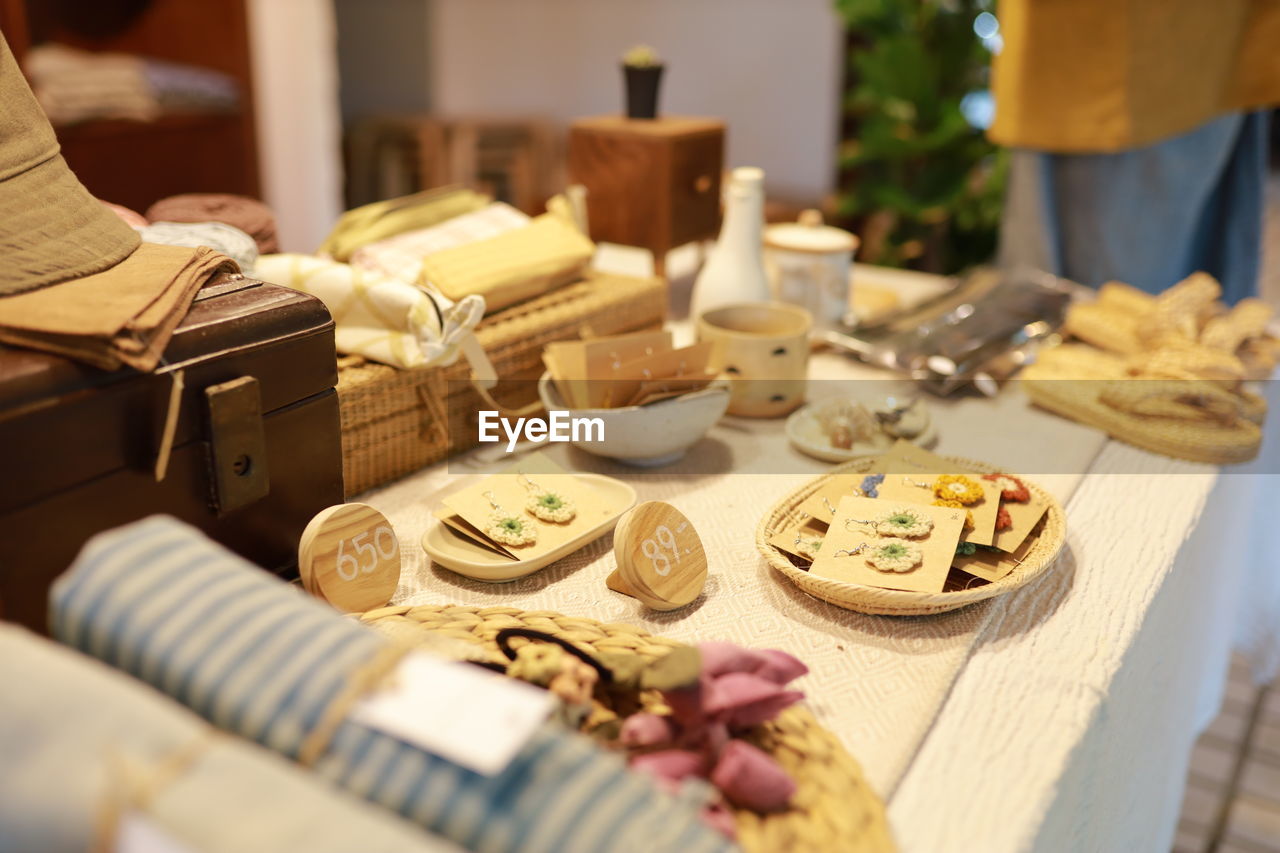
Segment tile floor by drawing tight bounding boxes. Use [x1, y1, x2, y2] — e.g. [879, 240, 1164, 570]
[1173, 656, 1280, 853]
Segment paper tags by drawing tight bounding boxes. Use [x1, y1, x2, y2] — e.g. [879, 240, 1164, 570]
[775, 440, 1050, 590]
[351, 652, 554, 776]
[543, 329, 717, 409]
[808, 495, 965, 593]
[437, 452, 607, 560]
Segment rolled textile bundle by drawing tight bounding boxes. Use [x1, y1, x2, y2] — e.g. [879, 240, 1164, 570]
[351, 201, 530, 285]
[420, 212, 595, 313]
[255, 253, 484, 369]
[0, 624, 463, 853]
[139, 220, 259, 271]
[146, 193, 279, 254]
[100, 199, 149, 228]
[50, 517, 735, 853]
[319, 185, 490, 262]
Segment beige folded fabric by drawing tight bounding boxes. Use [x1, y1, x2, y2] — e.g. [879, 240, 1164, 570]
[420, 212, 595, 312]
[318, 185, 489, 261]
[0, 243, 237, 371]
[0, 625, 463, 853]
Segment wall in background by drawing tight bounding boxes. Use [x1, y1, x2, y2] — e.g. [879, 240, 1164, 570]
[334, 0, 432, 121]
[246, 0, 343, 251]
[429, 0, 843, 202]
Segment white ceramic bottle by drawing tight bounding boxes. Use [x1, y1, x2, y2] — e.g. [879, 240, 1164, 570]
[690, 166, 771, 320]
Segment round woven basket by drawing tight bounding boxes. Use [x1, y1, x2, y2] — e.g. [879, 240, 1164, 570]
[755, 455, 1066, 616]
[358, 603, 896, 853]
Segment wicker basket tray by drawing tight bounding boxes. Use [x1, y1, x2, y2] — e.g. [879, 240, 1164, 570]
[755, 455, 1066, 616]
[358, 603, 896, 853]
[338, 270, 666, 496]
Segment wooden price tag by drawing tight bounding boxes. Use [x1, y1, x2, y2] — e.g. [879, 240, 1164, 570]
[607, 501, 707, 610]
[298, 503, 401, 612]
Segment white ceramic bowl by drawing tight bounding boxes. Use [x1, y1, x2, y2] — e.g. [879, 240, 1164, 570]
[536, 373, 730, 466]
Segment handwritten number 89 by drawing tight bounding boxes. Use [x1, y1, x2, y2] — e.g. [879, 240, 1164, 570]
[640, 524, 680, 577]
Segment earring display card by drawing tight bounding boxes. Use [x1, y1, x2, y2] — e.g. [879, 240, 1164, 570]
[992, 492, 1050, 552]
[767, 517, 829, 562]
[875, 472, 1002, 547]
[795, 472, 873, 523]
[597, 342, 714, 408]
[809, 495, 964, 593]
[952, 516, 1046, 581]
[439, 452, 610, 560]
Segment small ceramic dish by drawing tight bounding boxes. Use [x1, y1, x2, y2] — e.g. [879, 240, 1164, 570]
[422, 473, 637, 582]
[786, 397, 936, 463]
[537, 373, 730, 466]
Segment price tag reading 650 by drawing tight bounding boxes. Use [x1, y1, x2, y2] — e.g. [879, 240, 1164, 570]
[299, 503, 402, 612]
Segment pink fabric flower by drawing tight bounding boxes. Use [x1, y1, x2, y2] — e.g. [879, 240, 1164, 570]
[698, 642, 808, 685]
[629, 749, 705, 783]
[710, 740, 796, 813]
[704, 672, 803, 729]
[620, 712, 677, 748]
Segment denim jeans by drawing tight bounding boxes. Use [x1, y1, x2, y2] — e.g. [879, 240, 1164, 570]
[999, 111, 1269, 305]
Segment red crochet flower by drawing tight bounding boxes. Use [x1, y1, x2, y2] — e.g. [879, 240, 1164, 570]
[984, 473, 1030, 503]
[995, 505, 1013, 531]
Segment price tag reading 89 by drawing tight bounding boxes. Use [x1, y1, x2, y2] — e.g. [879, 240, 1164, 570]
[299, 503, 402, 612]
[640, 524, 681, 577]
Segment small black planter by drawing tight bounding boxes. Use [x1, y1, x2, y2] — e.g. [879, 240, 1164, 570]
[623, 64, 664, 120]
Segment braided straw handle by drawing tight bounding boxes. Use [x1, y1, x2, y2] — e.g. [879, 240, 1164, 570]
[358, 604, 895, 853]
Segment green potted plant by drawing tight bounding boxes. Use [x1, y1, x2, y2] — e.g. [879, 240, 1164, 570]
[622, 44, 664, 120]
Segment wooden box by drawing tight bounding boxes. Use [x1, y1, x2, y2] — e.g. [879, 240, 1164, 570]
[0, 278, 344, 631]
[338, 269, 667, 496]
[568, 116, 725, 276]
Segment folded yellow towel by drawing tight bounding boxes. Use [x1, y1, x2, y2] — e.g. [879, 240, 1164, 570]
[419, 212, 595, 312]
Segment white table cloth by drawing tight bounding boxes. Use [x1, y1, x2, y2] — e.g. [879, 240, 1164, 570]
[360, 250, 1280, 851]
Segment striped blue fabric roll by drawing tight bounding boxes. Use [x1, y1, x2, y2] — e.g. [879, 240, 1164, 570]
[51, 517, 734, 853]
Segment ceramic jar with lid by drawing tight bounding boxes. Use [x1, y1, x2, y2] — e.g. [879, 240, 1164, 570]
[763, 210, 859, 330]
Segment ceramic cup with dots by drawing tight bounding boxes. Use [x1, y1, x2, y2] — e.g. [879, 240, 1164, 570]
[697, 302, 812, 418]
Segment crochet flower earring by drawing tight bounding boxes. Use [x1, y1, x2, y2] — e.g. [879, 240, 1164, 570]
[872, 506, 933, 538]
[866, 539, 922, 573]
[793, 532, 823, 560]
[485, 491, 537, 546]
[519, 474, 576, 523]
[983, 473, 1029, 532]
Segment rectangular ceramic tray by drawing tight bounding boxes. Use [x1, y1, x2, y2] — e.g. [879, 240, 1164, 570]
[421, 473, 637, 581]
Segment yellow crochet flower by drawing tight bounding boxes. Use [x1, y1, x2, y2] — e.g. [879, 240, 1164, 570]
[933, 499, 974, 528]
[933, 475, 983, 505]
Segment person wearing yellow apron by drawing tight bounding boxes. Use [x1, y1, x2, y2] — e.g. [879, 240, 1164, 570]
[992, 1, 1280, 303]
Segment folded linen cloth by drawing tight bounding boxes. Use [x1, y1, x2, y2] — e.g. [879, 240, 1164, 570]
[50, 517, 734, 853]
[318, 185, 490, 262]
[419, 212, 595, 312]
[0, 243, 238, 371]
[351, 201, 530, 285]
[23, 43, 159, 124]
[146, 193, 279, 254]
[138, 221, 259, 270]
[255, 253, 483, 368]
[0, 625, 464, 853]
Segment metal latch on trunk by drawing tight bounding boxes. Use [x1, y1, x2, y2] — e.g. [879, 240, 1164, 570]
[204, 376, 270, 515]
